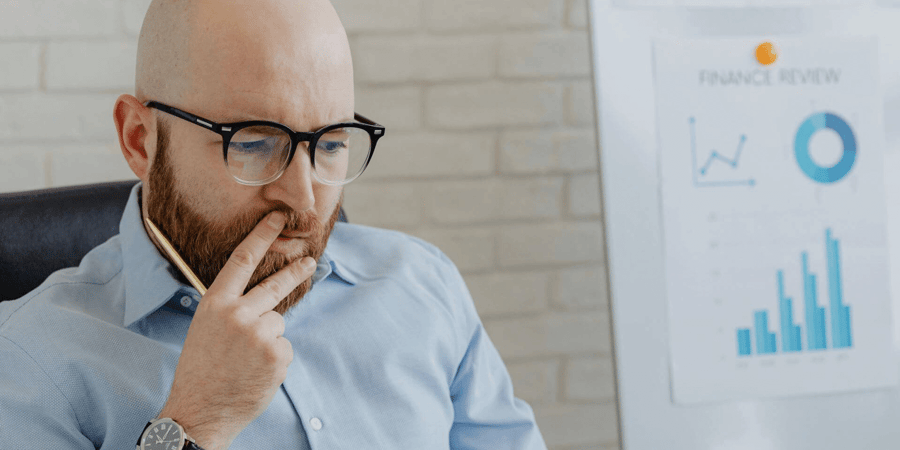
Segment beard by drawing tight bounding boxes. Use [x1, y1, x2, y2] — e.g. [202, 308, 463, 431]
[144, 123, 343, 315]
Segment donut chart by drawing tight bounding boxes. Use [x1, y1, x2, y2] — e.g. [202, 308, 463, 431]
[794, 112, 857, 183]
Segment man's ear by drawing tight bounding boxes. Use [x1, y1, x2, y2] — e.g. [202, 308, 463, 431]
[114, 94, 154, 181]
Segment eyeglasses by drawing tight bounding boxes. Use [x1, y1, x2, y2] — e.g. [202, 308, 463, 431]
[144, 101, 385, 186]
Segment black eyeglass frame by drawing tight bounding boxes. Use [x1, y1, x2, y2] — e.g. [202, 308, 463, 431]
[144, 100, 385, 186]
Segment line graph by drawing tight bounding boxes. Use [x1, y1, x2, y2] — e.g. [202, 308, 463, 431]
[690, 117, 756, 187]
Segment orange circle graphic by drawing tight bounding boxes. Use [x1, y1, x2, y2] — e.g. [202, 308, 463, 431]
[756, 42, 777, 66]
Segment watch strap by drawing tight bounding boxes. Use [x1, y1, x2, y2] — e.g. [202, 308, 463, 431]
[184, 440, 205, 450]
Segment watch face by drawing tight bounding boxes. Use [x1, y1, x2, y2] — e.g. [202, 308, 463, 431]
[141, 420, 183, 450]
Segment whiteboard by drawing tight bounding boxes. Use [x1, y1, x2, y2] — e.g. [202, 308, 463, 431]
[589, 2, 900, 449]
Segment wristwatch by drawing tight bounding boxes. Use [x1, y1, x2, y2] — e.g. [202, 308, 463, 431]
[136, 417, 205, 450]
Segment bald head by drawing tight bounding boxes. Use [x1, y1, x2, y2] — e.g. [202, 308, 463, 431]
[136, 0, 353, 127]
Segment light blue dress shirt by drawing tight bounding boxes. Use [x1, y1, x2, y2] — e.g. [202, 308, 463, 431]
[0, 183, 546, 449]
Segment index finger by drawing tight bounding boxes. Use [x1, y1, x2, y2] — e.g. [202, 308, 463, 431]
[208, 211, 286, 297]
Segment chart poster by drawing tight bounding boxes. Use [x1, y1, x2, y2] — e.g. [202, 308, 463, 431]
[615, 0, 868, 7]
[653, 37, 896, 404]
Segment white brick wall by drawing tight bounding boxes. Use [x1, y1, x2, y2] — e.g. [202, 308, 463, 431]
[427, 82, 565, 128]
[425, 0, 566, 31]
[354, 35, 497, 83]
[46, 41, 137, 90]
[0, 1, 615, 448]
[0, 44, 41, 91]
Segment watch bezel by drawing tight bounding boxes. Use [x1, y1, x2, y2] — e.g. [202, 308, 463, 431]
[137, 417, 186, 450]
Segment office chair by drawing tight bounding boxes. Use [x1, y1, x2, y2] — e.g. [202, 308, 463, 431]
[0, 180, 347, 301]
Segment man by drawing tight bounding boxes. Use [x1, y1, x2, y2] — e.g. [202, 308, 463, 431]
[0, 0, 547, 449]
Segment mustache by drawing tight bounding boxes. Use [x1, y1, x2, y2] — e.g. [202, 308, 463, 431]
[239, 206, 321, 236]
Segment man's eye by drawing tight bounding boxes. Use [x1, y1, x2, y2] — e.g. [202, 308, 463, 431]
[318, 140, 346, 153]
[235, 140, 270, 153]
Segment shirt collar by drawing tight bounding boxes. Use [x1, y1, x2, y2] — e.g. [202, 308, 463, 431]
[120, 182, 357, 327]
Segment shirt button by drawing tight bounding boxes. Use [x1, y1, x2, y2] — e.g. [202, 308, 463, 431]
[180, 296, 192, 308]
[309, 417, 323, 431]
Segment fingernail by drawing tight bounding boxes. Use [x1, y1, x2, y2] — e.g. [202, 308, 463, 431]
[302, 257, 316, 270]
[268, 212, 285, 228]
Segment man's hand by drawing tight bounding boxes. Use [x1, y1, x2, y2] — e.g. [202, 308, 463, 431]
[156, 211, 316, 450]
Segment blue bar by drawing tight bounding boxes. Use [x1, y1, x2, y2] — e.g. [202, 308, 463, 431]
[814, 299, 827, 350]
[803, 251, 828, 351]
[843, 305, 853, 348]
[755, 311, 767, 354]
[826, 230, 852, 349]
[827, 230, 842, 347]
[737, 329, 752, 356]
[803, 253, 820, 350]
[777, 270, 802, 352]
[754, 311, 776, 354]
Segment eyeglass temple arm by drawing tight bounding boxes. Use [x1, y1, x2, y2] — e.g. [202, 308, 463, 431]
[354, 113, 384, 129]
[144, 101, 223, 133]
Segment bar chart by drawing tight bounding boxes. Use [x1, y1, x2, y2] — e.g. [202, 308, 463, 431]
[736, 228, 852, 356]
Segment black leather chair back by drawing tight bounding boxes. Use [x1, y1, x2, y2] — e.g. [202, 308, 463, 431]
[0, 180, 346, 301]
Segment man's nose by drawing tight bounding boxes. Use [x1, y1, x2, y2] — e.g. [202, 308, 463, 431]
[263, 145, 316, 212]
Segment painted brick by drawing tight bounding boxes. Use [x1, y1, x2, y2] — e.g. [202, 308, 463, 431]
[0, 94, 118, 141]
[499, 32, 591, 78]
[355, 86, 422, 132]
[500, 129, 597, 174]
[332, 0, 422, 32]
[428, 177, 561, 224]
[500, 177, 564, 220]
[464, 270, 551, 317]
[553, 129, 598, 171]
[566, 80, 595, 126]
[569, 172, 601, 216]
[557, 264, 608, 310]
[568, 0, 589, 29]
[506, 359, 559, 405]
[341, 181, 427, 227]
[0, 147, 46, 192]
[0, 44, 41, 91]
[429, 179, 499, 224]
[123, 0, 153, 36]
[427, 82, 564, 129]
[408, 227, 494, 272]
[426, 0, 564, 31]
[566, 356, 616, 401]
[497, 222, 604, 267]
[533, 403, 619, 447]
[484, 311, 611, 358]
[49, 144, 137, 187]
[360, 132, 494, 180]
[355, 35, 496, 83]
[0, 0, 119, 38]
[47, 41, 138, 90]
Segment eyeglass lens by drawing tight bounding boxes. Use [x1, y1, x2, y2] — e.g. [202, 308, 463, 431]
[226, 125, 371, 185]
